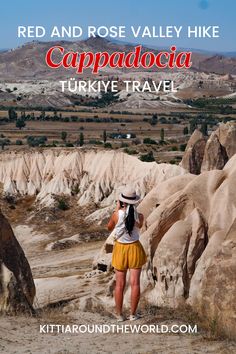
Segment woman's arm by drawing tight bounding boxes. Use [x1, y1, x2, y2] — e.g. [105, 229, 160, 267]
[107, 211, 118, 231]
[135, 213, 144, 228]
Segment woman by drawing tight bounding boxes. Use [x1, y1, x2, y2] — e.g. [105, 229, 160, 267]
[107, 187, 147, 321]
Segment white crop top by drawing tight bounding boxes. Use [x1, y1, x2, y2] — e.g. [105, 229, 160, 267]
[114, 209, 140, 243]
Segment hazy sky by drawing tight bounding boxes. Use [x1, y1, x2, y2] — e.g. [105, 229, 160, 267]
[0, 0, 235, 51]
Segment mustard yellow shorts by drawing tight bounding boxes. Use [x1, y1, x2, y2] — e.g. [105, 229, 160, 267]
[111, 240, 147, 271]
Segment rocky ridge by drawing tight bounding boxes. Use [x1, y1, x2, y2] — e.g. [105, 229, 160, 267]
[0, 149, 186, 207]
[180, 122, 236, 174]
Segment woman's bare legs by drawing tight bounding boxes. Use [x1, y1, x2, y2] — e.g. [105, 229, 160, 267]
[115, 269, 127, 315]
[130, 268, 141, 315]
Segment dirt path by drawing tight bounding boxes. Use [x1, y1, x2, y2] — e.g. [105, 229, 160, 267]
[0, 312, 235, 354]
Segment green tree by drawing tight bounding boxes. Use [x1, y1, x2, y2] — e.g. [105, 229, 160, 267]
[150, 114, 158, 126]
[160, 128, 165, 142]
[200, 122, 208, 136]
[103, 129, 107, 143]
[143, 138, 157, 145]
[0, 138, 10, 150]
[0, 139, 6, 150]
[16, 118, 26, 130]
[8, 108, 17, 121]
[40, 111, 46, 120]
[190, 118, 198, 134]
[79, 132, 84, 146]
[183, 126, 189, 135]
[27, 136, 47, 147]
[20, 111, 26, 119]
[61, 131, 67, 142]
[139, 151, 155, 162]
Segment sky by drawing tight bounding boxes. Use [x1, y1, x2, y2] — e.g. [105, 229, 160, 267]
[0, 0, 235, 52]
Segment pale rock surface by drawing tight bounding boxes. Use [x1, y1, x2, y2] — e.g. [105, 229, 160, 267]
[95, 151, 236, 338]
[181, 122, 236, 174]
[180, 129, 206, 174]
[147, 208, 207, 307]
[138, 173, 196, 223]
[201, 132, 228, 171]
[0, 149, 187, 207]
[188, 221, 236, 339]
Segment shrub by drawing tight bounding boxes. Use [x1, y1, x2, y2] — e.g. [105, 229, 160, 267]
[159, 117, 167, 124]
[139, 151, 155, 162]
[27, 136, 47, 147]
[88, 139, 103, 145]
[143, 138, 157, 145]
[180, 144, 187, 152]
[123, 148, 138, 155]
[15, 139, 23, 145]
[66, 142, 74, 147]
[57, 198, 69, 211]
[61, 131, 67, 142]
[16, 118, 26, 130]
[150, 114, 158, 126]
[104, 142, 112, 149]
[160, 128, 165, 142]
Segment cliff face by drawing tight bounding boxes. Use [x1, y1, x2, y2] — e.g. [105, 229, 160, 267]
[0, 149, 186, 207]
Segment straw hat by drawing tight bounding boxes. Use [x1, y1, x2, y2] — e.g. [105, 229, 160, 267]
[119, 187, 140, 204]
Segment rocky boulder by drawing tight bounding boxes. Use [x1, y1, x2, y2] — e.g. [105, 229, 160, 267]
[180, 129, 206, 174]
[181, 122, 236, 174]
[201, 132, 228, 171]
[0, 212, 35, 314]
[188, 223, 236, 339]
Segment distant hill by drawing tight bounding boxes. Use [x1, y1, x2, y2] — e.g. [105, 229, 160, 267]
[0, 37, 236, 80]
[221, 52, 236, 58]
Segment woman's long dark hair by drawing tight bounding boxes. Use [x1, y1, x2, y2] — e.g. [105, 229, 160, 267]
[124, 203, 135, 236]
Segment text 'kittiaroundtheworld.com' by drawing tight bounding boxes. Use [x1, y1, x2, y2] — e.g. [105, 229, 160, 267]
[39, 324, 198, 334]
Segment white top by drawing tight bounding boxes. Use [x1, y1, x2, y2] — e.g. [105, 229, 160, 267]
[114, 209, 140, 243]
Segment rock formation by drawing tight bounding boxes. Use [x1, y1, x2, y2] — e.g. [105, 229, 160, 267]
[0, 149, 187, 206]
[0, 142, 235, 338]
[180, 122, 236, 173]
[141, 155, 236, 338]
[0, 212, 36, 313]
[96, 153, 236, 339]
[180, 129, 207, 174]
